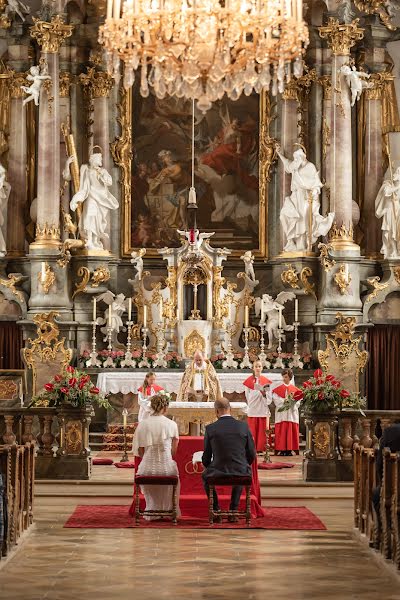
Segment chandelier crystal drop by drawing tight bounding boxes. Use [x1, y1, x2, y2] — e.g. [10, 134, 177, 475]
[99, 0, 309, 112]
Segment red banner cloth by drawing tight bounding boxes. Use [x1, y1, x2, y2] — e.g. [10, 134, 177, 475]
[131, 436, 264, 518]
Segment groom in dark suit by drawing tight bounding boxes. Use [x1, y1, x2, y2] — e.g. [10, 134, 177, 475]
[202, 397, 256, 522]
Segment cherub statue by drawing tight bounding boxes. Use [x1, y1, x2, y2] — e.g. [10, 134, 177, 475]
[339, 65, 372, 107]
[177, 228, 215, 252]
[21, 62, 51, 107]
[254, 291, 296, 349]
[96, 291, 128, 344]
[240, 250, 256, 282]
[131, 248, 146, 281]
[0, 163, 10, 257]
[67, 149, 118, 251]
[5, 0, 30, 22]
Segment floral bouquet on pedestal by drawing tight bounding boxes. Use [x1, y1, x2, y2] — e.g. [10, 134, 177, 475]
[278, 369, 366, 415]
[29, 366, 111, 409]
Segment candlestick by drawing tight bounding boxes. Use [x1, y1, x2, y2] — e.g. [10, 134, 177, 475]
[121, 320, 136, 367]
[222, 322, 238, 369]
[128, 297, 132, 321]
[93, 297, 97, 321]
[240, 327, 252, 369]
[103, 325, 115, 368]
[258, 321, 271, 369]
[86, 320, 101, 368]
[294, 298, 298, 322]
[153, 322, 168, 368]
[120, 408, 129, 463]
[291, 320, 303, 369]
[274, 327, 284, 369]
[138, 326, 151, 368]
[264, 421, 272, 464]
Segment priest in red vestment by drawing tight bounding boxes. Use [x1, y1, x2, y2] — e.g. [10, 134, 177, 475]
[243, 360, 272, 452]
[272, 368, 301, 456]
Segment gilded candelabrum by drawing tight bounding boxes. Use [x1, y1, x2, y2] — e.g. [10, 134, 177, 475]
[138, 327, 151, 368]
[240, 327, 252, 369]
[153, 321, 168, 368]
[222, 323, 238, 369]
[103, 326, 115, 368]
[258, 322, 271, 369]
[86, 320, 101, 368]
[274, 328, 284, 369]
[291, 321, 303, 369]
[121, 320, 136, 368]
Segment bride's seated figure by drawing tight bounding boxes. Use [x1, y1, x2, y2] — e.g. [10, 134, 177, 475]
[177, 350, 222, 402]
[137, 371, 164, 422]
[132, 393, 180, 520]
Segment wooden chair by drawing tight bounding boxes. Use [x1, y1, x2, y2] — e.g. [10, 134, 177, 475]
[207, 474, 252, 527]
[134, 475, 179, 525]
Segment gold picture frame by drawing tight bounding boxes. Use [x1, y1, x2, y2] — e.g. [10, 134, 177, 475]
[113, 86, 272, 259]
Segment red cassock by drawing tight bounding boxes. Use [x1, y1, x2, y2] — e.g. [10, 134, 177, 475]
[137, 384, 164, 395]
[272, 383, 300, 452]
[243, 375, 272, 452]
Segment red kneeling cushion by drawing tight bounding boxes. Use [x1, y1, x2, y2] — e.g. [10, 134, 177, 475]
[114, 461, 136, 468]
[92, 458, 114, 465]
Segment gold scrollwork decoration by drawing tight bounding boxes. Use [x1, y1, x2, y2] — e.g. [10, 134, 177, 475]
[38, 262, 56, 295]
[312, 425, 330, 454]
[65, 420, 83, 454]
[318, 242, 336, 272]
[319, 18, 364, 57]
[184, 331, 206, 358]
[300, 267, 317, 300]
[0, 380, 18, 400]
[365, 276, 389, 303]
[354, 0, 397, 31]
[0, 273, 25, 304]
[30, 16, 74, 53]
[334, 264, 351, 295]
[72, 267, 91, 299]
[91, 266, 111, 287]
[281, 264, 300, 289]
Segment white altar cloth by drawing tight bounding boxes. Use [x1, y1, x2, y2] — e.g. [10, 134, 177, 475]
[96, 371, 285, 396]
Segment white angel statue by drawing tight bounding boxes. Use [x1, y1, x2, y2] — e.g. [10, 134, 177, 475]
[131, 248, 146, 281]
[21, 63, 51, 107]
[254, 291, 296, 349]
[240, 250, 256, 282]
[5, 0, 30, 22]
[67, 149, 118, 251]
[0, 164, 11, 257]
[96, 291, 128, 344]
[177, 228, 214, 251]
[375, 166, 400, 259]
[339, 65, 372, 107]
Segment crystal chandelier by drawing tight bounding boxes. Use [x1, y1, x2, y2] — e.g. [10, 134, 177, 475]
[99, 0, 309, 112]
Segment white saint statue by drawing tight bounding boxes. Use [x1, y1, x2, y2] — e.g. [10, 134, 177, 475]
[240, 250, 256, 282]
[5, 0, 30, 22]
[68, 151, 118, 251]
[21, 63, 51, 107]
[254, 292, 296, 349]
[0, 164, 10, 257]
[375, 167, 400, 259]
[339, 65, 372, 107]
[277, 146, 334, 253]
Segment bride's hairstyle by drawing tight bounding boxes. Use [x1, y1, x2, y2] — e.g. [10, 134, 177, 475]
[150, 393, 170, 415]
[142, 371, 155, 392]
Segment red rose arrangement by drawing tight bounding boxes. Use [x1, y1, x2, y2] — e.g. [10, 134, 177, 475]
[279, 368, 366, 414]
[29, 366, 111, 409]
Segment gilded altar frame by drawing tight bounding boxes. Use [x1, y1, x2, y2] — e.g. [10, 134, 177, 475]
[113, 86, 271, 259]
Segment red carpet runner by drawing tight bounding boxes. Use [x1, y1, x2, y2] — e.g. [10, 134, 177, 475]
[64, 505, 326, 530]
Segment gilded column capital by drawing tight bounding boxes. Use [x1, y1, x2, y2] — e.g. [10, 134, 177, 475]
[30, 15, 73, 53]
[79, 67, 114, 98]
[10, 71, 28, 99]
[59, 71, 73, 98]
[365, 71, 394, 101]
[318, 75, 332, 100]
[282, 79, 299, 101]
[319, 18, 364, 56]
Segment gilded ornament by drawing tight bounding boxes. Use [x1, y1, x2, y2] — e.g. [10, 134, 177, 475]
[328, 222, 354, 246]
[322, 118, 331, 161]
[300, 267, 317, 300]
[318, 75, 332, 101]
[318, 242, 336, 272]
[312, 425, 330, 454]
[0, 380, 18, 400]
[0, 273, 25, 304]
[365, 276, 389, 303]
[353, 0, 397, 31]
[91, 266, 111, 287]
[10, 72, 28, 99]
[79, 67, 114, 99]
[65, 420, 83, 454]
[59, 71, 73, 98]
[259, 93, 278, 186]
[35, 222, 61, 245]
[394, 266, 400, 286]
[72, 266, 90, 299]
[319, 18, 364, 56]
[38, 262, 56, 295]
[334, 264, 351, 295]
[184, 330, 206, 357]
[30, 16, 73, 53]
[281, 264, 300, 289]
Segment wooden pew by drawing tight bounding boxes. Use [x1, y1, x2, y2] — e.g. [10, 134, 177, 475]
[391, 452, 400, 570]
[360, 447, 375, 537]
[380, 448, 397, 560]
[353, 443, 361, 529]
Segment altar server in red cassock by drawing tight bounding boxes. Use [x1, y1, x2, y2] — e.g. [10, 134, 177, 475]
[272, 368, 301, 456]
[137, 372, 164, 422]
[243, 360, 272, 452]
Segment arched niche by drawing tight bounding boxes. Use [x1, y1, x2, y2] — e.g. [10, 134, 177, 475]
[0, 291, 22, 320]
[369, 292, 400, 324]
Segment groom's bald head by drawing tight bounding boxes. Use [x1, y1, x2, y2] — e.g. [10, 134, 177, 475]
[214, 397, 231, 417]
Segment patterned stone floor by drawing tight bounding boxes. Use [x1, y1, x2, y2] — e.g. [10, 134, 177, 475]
[1, 495, 400, 600]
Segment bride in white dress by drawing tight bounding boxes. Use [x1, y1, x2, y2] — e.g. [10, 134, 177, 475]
[132, 393, 180, 520]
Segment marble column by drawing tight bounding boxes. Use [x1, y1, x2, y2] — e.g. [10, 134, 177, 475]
[319, 75, 332, 217]
[319, 18, 364, 249]
[7, 72, 27, 257]
[29, 16, 73, 252]
[59, 71, 73, 242]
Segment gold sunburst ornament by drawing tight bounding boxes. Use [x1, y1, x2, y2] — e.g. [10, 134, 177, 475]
[99, 0, 309, 113]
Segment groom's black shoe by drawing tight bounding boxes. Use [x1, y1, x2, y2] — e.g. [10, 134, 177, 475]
[214, 510, 223, 523]
[228, 515, 239, 523]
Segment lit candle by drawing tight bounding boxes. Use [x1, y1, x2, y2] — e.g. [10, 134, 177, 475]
[122, 408, 127, 428]
[108, 304, 112, 327]
[294, 298, 298, 322]
[41, 261, 46, 282]
[159, 298, 163, 322]
[107, 0, 113, 18]
[143, 304, 147, 327]
[244, 305, 249, 328]
[278, 307, 282, 329]
[93, 297, 97, 321]
[128, 297, 132, 321]
[113, 0, 121, 18]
